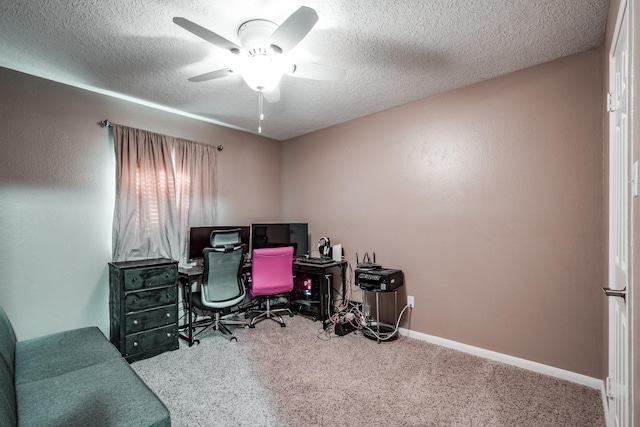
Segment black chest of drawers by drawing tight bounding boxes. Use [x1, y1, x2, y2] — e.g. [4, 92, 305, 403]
[108, 258, 179, 362]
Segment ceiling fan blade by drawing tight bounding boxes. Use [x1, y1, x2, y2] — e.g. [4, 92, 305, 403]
[188, 68, 235, 83]
[268, 6, 318, 53]
[262, 86, 280, 103]
[173, 17, 241, 52]
[287, 62, 345, 81]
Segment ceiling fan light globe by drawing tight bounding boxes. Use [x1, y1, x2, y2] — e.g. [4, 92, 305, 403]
[240, 55, 283, 92]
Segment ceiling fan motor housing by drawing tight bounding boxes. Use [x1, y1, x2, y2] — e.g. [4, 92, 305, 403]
[238, 20, 278, 56]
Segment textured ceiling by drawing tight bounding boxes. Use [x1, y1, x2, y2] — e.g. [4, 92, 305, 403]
[0, 0, 608, 141]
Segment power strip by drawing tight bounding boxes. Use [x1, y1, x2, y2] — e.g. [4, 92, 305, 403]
[335, 320, 356, 336]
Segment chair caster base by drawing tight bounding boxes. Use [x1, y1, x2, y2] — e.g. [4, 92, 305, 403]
[280, 323, 286, 327]
[230, 336, 237, 342]
[249, 324, 256, 328]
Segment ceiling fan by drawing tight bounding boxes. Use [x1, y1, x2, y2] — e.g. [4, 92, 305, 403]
[173, 6, 345, 104]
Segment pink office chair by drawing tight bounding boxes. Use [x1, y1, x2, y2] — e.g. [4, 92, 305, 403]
[247, 246, 295, 327]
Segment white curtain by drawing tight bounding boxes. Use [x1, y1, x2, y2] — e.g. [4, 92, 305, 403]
[174, 139, 218, 264]
[112, 124, 217, 264]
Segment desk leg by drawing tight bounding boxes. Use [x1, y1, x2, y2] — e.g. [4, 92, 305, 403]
[342, 263, 347, 308]
[375, 292, 380, 343]
[187, 278, 193, 345]
[187, 277, 199, 346]
[178, 276, 198, 346]
[323, 274, 331, 330]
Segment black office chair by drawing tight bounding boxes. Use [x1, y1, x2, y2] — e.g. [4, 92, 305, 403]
[190, 231, 247, 341]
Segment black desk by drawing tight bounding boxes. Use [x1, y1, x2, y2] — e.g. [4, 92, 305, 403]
[178, 259, 346, 345]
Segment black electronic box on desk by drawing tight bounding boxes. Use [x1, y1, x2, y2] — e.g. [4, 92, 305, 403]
[290, 260, 346, 328]
[355, 267, 404, 292]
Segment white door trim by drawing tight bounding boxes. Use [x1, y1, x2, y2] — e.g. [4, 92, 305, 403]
[607, 0, 633, 425]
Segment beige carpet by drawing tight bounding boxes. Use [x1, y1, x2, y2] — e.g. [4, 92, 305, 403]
[132, 315, 605, 427]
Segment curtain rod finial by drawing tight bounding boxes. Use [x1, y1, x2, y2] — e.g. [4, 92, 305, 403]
[217, 145, 224, 152]
[98, 119, 112, 128]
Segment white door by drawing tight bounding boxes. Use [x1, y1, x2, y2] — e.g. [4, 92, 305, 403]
[607, 0, 631, 425]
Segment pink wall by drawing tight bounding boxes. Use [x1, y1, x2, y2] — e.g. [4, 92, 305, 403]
[283, 49, 604, 378]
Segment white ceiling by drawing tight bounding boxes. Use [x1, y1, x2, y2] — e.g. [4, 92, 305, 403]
[0, 0, 609, 141]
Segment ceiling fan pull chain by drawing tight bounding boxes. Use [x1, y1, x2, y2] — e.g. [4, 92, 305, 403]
[258, 91, 264, 134]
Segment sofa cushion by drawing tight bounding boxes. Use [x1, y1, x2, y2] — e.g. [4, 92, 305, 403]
[15, 327, 121, 385]
[0, 305, 17, 427]
[0, 357, 17, 427]
[16, 356, 170, 427]
[0, 305, 16, 373]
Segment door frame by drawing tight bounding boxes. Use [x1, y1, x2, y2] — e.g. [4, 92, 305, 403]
[607, 0, 634, 425]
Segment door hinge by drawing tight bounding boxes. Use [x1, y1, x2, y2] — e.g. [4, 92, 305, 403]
[607, 92, 616, 112]
[606, 376, 615, 399]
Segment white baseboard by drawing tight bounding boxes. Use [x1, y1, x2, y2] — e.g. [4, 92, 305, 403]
[398, 327, 603, 390]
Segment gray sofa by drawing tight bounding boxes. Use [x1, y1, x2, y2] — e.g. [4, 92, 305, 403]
[0, 304, 171, 426]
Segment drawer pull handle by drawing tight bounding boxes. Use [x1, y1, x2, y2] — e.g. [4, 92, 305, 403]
[166, 313, 171, 318]
[133, 341, 138, 347]
[133, 320, 138, 325]
[166, 333, 171, 337]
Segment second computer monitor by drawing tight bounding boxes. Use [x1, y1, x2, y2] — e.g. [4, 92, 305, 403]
[251, 223, 308, 257]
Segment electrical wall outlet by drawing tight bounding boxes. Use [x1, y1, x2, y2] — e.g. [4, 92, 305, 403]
[407, 295, 415, 308]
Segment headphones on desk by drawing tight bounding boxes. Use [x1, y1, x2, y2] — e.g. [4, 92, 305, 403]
[317, 237, 331, 257]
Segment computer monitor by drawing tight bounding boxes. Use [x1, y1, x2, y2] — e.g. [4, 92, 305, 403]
[188, 225, 251, 261]
[251, 223, 309, 257]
